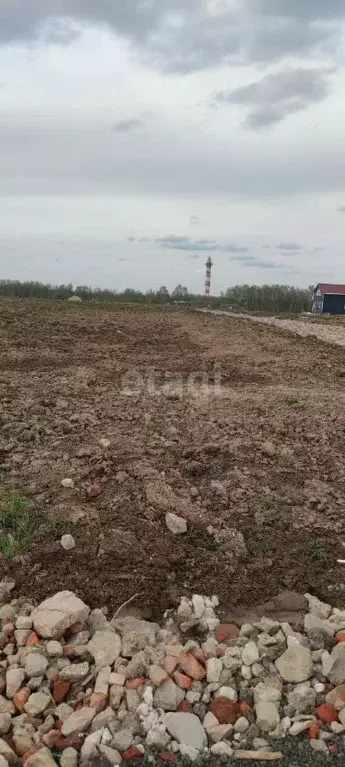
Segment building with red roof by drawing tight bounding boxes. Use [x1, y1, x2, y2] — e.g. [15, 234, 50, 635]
[313, 284, 345, 314]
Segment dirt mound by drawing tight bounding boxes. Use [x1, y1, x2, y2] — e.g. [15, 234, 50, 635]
[1, 299, 345, 616]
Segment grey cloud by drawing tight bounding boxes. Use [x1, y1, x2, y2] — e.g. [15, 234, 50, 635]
[215, 68, 330, 128]
[184, 254, 200, 260]
[113, 118, 144, 133]
[229, 255, 284, 270]
[189, 215, 201, 225]
[247, 0, 345, 21]
[0, 0, 343, 74]
[132, 235, 249, 253]
[338, 206, 345, 213]
[276, 242, 303, 251]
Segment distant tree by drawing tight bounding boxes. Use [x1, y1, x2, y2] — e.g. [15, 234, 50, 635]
[172, 284, 189, 299]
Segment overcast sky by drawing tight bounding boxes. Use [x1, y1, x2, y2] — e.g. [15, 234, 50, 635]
[0, 0, 345, 293]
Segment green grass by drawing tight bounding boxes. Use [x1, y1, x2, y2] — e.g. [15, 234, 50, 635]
[0, 490, 62, 558]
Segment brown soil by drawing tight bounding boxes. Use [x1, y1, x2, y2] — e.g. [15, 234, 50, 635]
[1, 298, 345, 618]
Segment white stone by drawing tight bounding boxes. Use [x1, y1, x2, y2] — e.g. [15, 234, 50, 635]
[98, 745, 122, 764]
[255, 701, 280, 732]
[46, 640, 63, 657]
[109, 685, 124, 710]
[164, 713, 207, 751]
[215, 686, 237, 701]
[203, 712, 219, 730]
[25, 653, 48, 678]
[61, 535, 76, 551]
[192, 595, 205, 618]
[55, 704, 74, 722]
[153, 679, 184, 711]
[310, 739, 329, 754]
[94, 665, 111, 695]
[6, 667, 25, 698]
[210, 742, 234, 757]
[275, 645, 313, 683]
[242, 641, 260, 666]
[61, 478, 74, 489]
[289, 720, 314, 736]
[0, 714, 11, 736]
[99, 439, 111, 449]
[179, 745, 199, 761]
[87, 631, 121, 668]
[0, 756, 9, 767]
[61, 707, 96, 737]
[60, 748, 79, 767]
[165, 513, 187, 535]
[328, 643, 345, 685]
[206, 658, 222, 683]
[24, 691, 51, 716]
[207, 724, 233, 743]
[25, 749, 58, 766]
[112, 728, 134, 752]
[146, 725, 170, 748]
[59, 662, 89, 682]
[235, 716, 250, 734]
[314, 682, 325, 694]
[305, 594, 332, 619]
[31, 591, 90, 639]
[241, 665, 252, 681]
[149, 665, 168, 686]
[109, 672, 126, 687]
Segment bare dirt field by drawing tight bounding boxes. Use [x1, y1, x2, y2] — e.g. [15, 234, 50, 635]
[2, 299, 345, 619]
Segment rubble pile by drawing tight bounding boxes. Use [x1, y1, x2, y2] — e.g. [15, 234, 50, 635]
[0, 587, 345, 765]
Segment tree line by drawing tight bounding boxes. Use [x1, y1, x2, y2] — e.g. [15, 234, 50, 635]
[0, 280, 313, 313]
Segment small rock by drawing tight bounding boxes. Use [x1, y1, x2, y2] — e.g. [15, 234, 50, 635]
[149, 665, 168, 686]
[210, 697, 238, 724]
[88, 631, 121, 668]
[275, 645, 313, 682]
[328, 643, 345, 685]
[46, 641, 63, 658]
[60, 535, 76, 551]
[255, 701, 280, 732]
[164, 713, 207, 751]
[235, 717, 250, 733]
[60, 748, 79, 767]
[210, 742, 234, 757]
[25, 749, 59, 767]
[59, 662, 89, 682]
[25, 653, 49, 678]
[305, 594, 331, 619]
[165, 513, 187, 535]
[98, 745, 122, 764]
[61, 478, 74, 488]
[0, 714, 11, 735]
[153, 679, 185, 711]
[31, 591, 90, 638]
[242, 642, 260, 666]
[206, 658, 222, 683]
[310, 739, 329, 754]
[6, 667, 25, 698]
[111, 728, 134, 752]
[99, 439, 111, 448]
[61, 707, 96, 737]
[178, 652, 206, 681]
[86, 484, 101, 498]
[261, 441, 276, 456]
[24, 691, 51, 716]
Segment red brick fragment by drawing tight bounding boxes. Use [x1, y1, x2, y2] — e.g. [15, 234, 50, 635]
[53, 679, 71, 703]
[216, 624, 240, 643]
[210, 697, 239, 725]
[316, 703, 337, 723]
[123, 747, 142, 761]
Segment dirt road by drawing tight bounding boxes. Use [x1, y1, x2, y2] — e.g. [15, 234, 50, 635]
[1, 299, 345, 617]
[198, 308, 345, 348]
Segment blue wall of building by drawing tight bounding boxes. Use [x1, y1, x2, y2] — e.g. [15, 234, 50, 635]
[323, 294, 345, 314]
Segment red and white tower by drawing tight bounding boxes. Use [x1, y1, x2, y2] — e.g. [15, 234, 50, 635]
[204, 256, 213, 297]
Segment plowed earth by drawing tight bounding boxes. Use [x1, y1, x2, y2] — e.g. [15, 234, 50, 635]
[1, 299, 345, 618]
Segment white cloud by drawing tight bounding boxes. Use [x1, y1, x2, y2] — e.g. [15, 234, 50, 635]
[0, 1, 344, 291]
